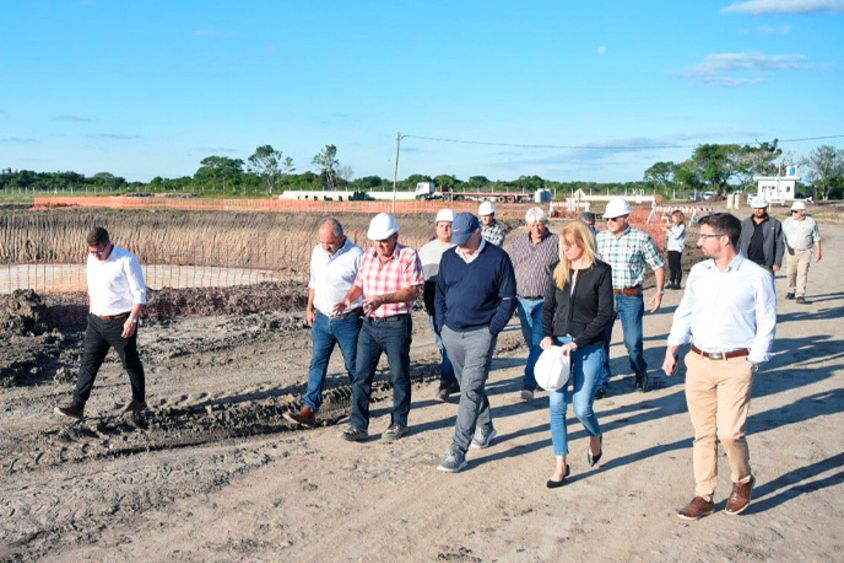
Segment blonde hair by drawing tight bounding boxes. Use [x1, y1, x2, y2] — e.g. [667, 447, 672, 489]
[553, 221, 597, 289]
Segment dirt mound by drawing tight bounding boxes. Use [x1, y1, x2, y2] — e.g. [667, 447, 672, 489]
[0, 289, 48, 337]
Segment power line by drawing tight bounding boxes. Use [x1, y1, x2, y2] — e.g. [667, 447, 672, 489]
[401, 133, 844, 151]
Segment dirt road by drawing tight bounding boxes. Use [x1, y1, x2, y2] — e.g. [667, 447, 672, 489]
[2, 226, 842, 562]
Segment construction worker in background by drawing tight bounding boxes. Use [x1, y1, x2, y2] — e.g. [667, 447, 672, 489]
[738, 197, 784, 274]
[418, 208, 459, 401]
[478, 201, 506, 246]
[782, 200, 822, 304]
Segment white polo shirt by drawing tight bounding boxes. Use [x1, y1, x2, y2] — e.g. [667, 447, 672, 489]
[87, 245, 147, 316]
[309, 238, 364, 316]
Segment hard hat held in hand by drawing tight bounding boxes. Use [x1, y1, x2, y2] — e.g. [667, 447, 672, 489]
[534, 346, 572, 391]
[367, 213, 400, 240]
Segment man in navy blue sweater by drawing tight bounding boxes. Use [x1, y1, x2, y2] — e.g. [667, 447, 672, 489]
[435, 212, 517, 473]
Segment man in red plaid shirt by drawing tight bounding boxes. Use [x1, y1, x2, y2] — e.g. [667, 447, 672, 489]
[335, 213, 424, 442]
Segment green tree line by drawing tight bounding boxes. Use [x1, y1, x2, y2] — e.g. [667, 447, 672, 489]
[2, 141, 843, 200]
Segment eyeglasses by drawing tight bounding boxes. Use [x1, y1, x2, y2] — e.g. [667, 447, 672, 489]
[606, 216, 626, 222]
[698, 233, 725, 239]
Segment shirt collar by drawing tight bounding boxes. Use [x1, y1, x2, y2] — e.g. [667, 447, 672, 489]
[323, 237, 351, 259]
[703, 252, 745, 272]
[455, 238, 486, 260]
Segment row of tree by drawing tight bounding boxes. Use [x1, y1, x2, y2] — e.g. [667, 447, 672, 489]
[2, 142, 843, 200]
[643, 142, 844, 200]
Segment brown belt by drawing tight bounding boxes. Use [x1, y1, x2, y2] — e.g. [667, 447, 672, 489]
[690, 344, 749, 360]
[613, 285, 642, 296]
[95, 312, 131, 321]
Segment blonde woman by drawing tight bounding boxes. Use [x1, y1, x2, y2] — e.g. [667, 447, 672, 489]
[664, 210, 687, 289]
[540, 221, 614, 487]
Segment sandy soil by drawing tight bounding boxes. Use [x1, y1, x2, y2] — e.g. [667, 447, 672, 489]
[1, 227, 842, 562]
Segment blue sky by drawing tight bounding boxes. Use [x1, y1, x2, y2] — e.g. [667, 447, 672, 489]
[1, 0, 843, 183]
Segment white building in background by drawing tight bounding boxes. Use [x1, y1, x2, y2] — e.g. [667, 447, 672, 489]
[754, 165, 799, 206]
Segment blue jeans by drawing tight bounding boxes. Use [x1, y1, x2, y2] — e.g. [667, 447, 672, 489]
[427, 315, 456, 387]
[598, 294, 646, 389]
[350, 315, 413, 430]
[304, 311, 362, 411]
[548, 336, 604, 456]
[517, 297, 545, 390]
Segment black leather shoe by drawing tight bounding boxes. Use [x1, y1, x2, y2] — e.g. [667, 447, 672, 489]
[594, 387, 607, 400]
[635, 371, 649, 393]
[546, 465, 571, 488]
[587, 436, 603, 467]
[785, 292, 795, 300]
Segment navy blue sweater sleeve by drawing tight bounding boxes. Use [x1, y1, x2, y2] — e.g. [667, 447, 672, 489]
[434, 252, 450, 333]
[488, 251, 517, 336]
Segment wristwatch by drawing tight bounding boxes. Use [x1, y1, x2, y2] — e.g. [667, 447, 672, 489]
[129, 316, 139, 325]
[657, 288, 665, 295]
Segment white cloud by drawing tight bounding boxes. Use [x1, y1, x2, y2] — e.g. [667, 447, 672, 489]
[52, 115, 93, 123]
[680, 52, 814, 87]
[722, 0, 844, 14]
[89, 133, 142, 140]
[739, 24, 793, 34]
[597, 46, 607, 55]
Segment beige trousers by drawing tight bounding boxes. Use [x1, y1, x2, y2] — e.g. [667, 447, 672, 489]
[684, 352, 755, 501]
[786, 248, 812, 297]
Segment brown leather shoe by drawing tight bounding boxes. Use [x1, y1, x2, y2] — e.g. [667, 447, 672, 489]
[54, 403, 84, 420]
[677, 496, 715, 521]
[283, 406, 316, 428]
[725, 475, 756, 515]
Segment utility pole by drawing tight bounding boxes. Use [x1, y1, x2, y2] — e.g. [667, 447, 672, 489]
[392, 132, 402, 214]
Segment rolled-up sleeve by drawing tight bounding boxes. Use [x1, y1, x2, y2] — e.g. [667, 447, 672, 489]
[125, 255, 148, 305]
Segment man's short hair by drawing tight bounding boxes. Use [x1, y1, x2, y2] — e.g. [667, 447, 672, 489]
[86, 227, 110, 247]
[699, 213, 741, 248]
[321, 217, 344, 237]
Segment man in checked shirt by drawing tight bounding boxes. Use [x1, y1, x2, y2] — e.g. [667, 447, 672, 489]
[336, 213, 424, 443]
[595, 198, 666, 396]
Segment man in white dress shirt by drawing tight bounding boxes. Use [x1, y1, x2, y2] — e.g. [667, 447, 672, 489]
[284, 218, 364, 428]
[662, 212, 776, 521]
[54, 227, 148, 420]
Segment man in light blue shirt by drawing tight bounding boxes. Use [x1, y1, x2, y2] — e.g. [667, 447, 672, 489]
[663, 212, 776, 521]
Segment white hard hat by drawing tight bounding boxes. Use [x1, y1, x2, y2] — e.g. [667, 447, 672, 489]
[534, 347, 571, 391]
[790, 200, 807, 211]
[367, 212, 400, 240]
[435, 208, 455, 223]
[749, 196, 769, 209]
[602, 198, 633, 219]
[478, 201, 496, 216]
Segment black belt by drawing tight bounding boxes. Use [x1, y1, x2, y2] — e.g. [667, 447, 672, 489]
[330, 307, 363, 319]
[94, 312, 131, 321]
[690, 344, 749, 360]
[366, 314, 409, 323]
[519, 295, 543, 300]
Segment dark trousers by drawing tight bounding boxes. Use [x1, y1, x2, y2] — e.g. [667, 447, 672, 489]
[349, 315, 412, 430]
[73, 313, 145, 407]
[668, 251, 683, 287]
